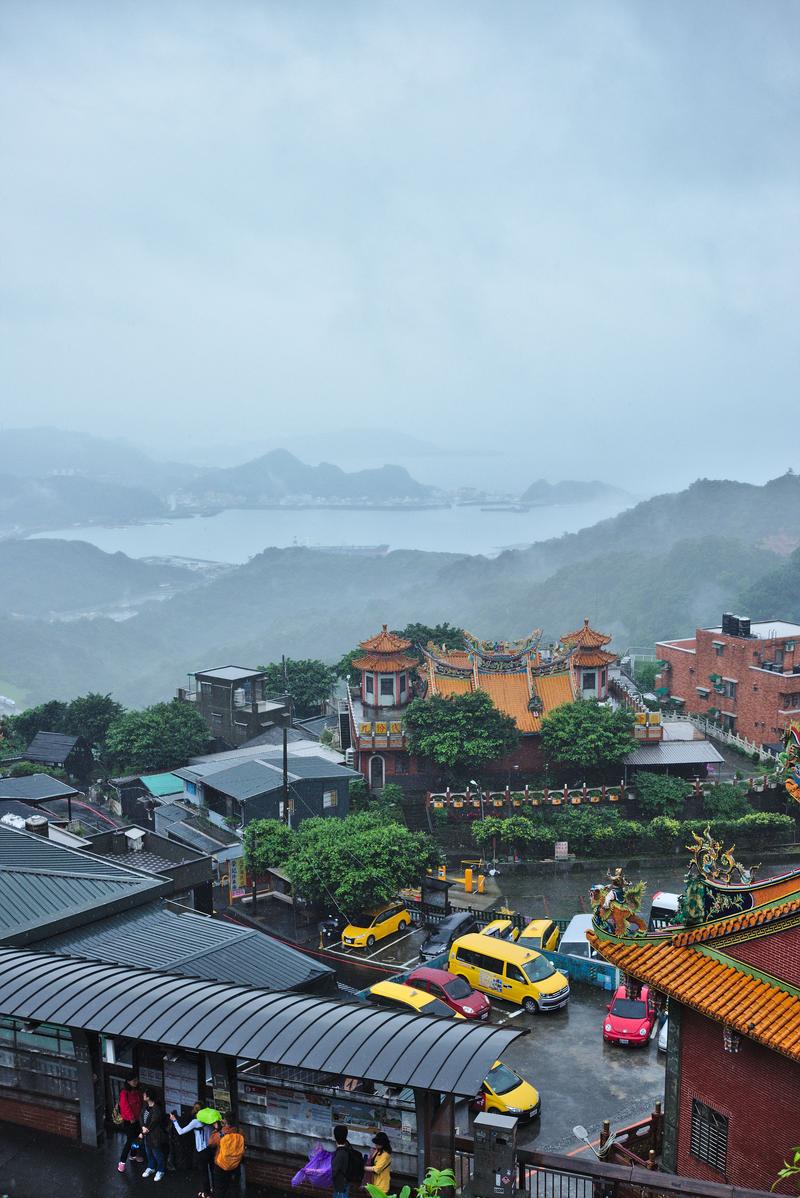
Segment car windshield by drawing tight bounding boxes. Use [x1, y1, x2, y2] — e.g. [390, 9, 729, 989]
[522, 956, 556, 983]
[444, 977, 472, 1000]
[486, 1063, 520, 1096]
[348, 915, 371, 928]
[516, 935, 540, 951]
[612, 999, 647, 1019]
[423, 997, 459, 1018]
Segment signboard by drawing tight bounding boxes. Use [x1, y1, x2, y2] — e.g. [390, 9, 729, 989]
[229, 854, 249, 901]
[164, 1055, 198, 1114]
[554, 841, 569, 861]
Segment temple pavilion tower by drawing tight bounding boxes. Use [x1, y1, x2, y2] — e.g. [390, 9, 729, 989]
[560, 618, 617, 699]
[351, 625, 417, 708]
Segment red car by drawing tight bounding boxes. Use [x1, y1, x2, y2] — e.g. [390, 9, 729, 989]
[603, 984, 656, 1046]
[405, 966, 491, 1020]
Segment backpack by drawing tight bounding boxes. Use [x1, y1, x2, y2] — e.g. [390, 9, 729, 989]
[215, 1130, 245, 1172]
[345, 1145, 365, 1185]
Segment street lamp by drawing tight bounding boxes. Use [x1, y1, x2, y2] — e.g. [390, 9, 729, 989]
[469, 779, 484, 821]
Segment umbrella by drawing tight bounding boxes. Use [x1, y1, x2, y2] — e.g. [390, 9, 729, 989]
[196, 1108, 222, 1125]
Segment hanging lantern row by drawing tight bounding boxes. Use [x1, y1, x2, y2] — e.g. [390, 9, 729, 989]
[429, 782, 628, 810]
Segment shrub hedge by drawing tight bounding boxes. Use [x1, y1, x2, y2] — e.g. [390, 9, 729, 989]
[470, 809, 794, 859]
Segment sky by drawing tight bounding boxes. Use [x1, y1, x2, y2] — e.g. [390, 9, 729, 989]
[1, 1, 798, 493]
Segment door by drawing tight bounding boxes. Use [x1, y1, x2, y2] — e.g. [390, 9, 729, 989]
[369, 755, 385, 790]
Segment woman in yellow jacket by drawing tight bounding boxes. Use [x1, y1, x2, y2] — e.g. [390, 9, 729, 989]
[366, 1132, 392, 1193]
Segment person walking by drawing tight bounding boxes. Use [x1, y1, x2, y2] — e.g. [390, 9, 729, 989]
[365, 1132, 392, 1194]
[169, 1104, 218, 1192]
[116, 1074, 144, 1173]
[140, 1089, 168, 1182]
[198, 1117, 245, 1198]
[332, 1124, 364, 1198]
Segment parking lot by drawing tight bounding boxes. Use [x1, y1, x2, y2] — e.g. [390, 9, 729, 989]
[325, 921, 666, 1153]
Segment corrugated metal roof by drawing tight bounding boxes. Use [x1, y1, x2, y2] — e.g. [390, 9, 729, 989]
[0, 826, 168, 943]
[0, 774, 78, 801]
[140, 773, 184, 797]
[624, 740, 724, 766]
[38, 904, 334, 992]
[193, 666, 265, 681]
[0, 946, 521, 1096]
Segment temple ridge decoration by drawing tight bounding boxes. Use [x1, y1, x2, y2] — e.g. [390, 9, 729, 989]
[781, 723, 800, 804]
[590, 869, 647, 937]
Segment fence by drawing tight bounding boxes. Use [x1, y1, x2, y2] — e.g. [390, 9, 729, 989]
[669, 713, 780, 763]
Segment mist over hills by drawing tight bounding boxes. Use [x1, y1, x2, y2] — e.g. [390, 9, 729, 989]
[1, 472, 798, 708]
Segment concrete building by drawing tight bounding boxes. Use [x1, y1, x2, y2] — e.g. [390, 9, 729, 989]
[656, 614, 800, 746]
[177, 664, 289, 749]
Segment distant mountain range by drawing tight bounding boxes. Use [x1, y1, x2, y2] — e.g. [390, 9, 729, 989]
[0, 473, 168, 537]
[519, 478, 632, 506]
[1, 471, 799, 707]
[184, 448, 435, 504]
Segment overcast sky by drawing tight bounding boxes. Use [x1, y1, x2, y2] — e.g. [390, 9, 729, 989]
[1, 1, 798, 492]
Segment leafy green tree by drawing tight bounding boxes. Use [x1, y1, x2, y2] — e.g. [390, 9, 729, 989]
[261, 658, 335, 717]
[634, 771, 691, 818]
[404, 691, 519, 773]
[347, 776, 370, 812]
[105, 699, 210, 772]
[395, 623, 465, 654]
[242, 819, 294, 876]
[9, 699, 69, 746]
[703, 782, 751, 819]
[633, 660, 662, 691]
[334, 647, 363, 682]
[540, 700, 635, 774]
[287, 811, 438, 914]
[64, 693, 124, 748]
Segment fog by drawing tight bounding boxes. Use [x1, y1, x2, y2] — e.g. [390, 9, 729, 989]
[1, 1, 798, 494]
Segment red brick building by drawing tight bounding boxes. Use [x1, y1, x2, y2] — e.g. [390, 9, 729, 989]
[656, 614, 800, 746]
[590, 855, 800, 1192]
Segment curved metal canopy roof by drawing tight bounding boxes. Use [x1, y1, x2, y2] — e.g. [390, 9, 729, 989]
[0, 947, 521, 1097]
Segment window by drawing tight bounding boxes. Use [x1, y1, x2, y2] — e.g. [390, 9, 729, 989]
[714, 644, 725, 657]
[365, 674, 374, 695]
[690, 1100, 728, 1173]
[211, 712, 223, 726]
[582, 671, 596, 691]
[186, 781, 197, 796]
[323, 789, 338, 809]
[455, 946, 497, 972]
[399, 672, 407, 693]
[505, 963, 527, 984]
[380, 676, 395, 697]
[721, 679, 737, 700]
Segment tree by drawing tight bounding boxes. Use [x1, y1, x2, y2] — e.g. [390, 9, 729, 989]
[64, 693, 124, 748]
[703, 782, 751, 819]
[242, 819, 294, 876]
[633, 660, 662, 692]
[394, 623, 465, 654]
[8, 699, 69, 746]
[261, 658, 335, 718]
[334, 647, 363, 682]
[404, 691, 519, 773]
[540, 700, 635, 774]
[634, 772, 691, 818]
[287, 811, 438, 915]
[105, 699, 210, 772]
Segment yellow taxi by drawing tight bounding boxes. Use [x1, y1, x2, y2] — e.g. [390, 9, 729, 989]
[480, 918, 519, 941]
[475, 1060, 541, 1120]
[448, 933, 569, 1012]
[368, 980, 465, 1019]
[342, 903, 411, 949]
[516, 918, 561, 953]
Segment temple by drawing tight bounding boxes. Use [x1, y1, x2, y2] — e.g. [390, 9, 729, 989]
[560, 618, 616, 699]
[589, 834, 800, 1191]
[347, 620, 616, 785]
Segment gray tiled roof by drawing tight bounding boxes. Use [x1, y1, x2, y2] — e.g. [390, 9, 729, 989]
[624, 740, 724, 766]
[38, 903, 334, 992]
[24, 732, 81, 764]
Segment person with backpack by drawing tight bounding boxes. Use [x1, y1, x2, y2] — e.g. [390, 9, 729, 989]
[116, 1074, 144, 1173]
[332, 1124, 365, 1198]
[199, 1117, 246, 1198]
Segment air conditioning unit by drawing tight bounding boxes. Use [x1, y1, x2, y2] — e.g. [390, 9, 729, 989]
[344, 748, 355, 766]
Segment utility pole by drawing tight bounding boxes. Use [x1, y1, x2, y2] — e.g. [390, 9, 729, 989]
[282, 654, 291, 828]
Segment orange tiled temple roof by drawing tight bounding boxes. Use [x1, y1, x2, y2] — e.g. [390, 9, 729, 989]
[587, 928, 800, 1062]
[359, 625, 413, 653]
[352, 652, 419, 672]
[561, 618, 612, 649]
[671, 893, 800, 947]
[571, 648, 617, 668]
[428, 656, 575, 733]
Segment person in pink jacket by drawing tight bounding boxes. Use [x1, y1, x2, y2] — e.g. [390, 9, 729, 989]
[117, 1075, 144, 1173]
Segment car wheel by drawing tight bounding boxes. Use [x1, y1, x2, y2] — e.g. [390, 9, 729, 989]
[366, 935, 375, 948]
[523, 997, 539, 1014]
[398, 919, 407, 931]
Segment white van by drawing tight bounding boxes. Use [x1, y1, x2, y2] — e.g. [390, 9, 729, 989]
[648, 891, 680, 931]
